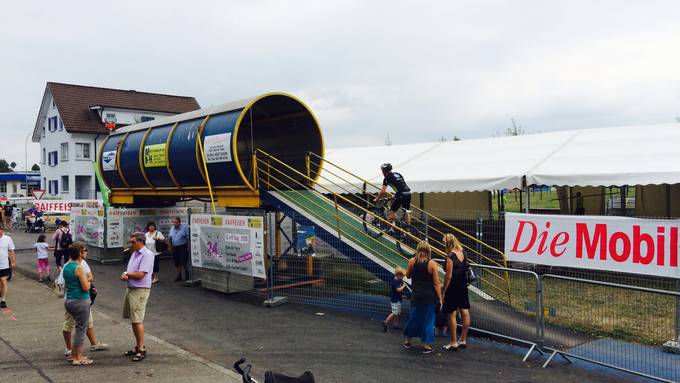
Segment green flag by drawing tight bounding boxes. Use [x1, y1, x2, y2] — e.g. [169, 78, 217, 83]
[93, 162, 110, 208]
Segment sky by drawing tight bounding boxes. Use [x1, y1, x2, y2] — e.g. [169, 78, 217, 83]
[1, 1, 680, 168]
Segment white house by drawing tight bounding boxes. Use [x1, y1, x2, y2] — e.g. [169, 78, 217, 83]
[31, 82, 200, 200]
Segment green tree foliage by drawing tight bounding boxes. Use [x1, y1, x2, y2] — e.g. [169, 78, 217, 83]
[0, 159, 11, 173]
[31, 164, 40, 171]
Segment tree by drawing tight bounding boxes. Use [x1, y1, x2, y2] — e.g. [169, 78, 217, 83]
[0, 159, 11, 173]
[504, 118, 526, 136]
[9, 162, 16, 170]
[31, 164, 40, 171]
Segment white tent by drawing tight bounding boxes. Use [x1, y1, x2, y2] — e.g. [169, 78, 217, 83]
[317, 123, 680, 193]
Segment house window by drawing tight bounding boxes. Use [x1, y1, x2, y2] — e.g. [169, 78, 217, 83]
[0, 182, 6, 194]
[60, 143, 69, 161]
[12, 184, 18, 194]
[42, 148, 46, 164]
[61, 176, 69, 193]
[76, 143, 91, 160]
[59, 118, 64, 131]
[48, 151, 58, 167]
[49, 180, 59, 195]
[48, 116, 58, 132]
[105, 113, 116, 122]
[141, 116, 155, 122]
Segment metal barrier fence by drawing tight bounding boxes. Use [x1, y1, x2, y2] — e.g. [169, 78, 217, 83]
[540, 274, 680, 383]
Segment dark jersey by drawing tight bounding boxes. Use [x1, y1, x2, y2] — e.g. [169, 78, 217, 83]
[383, 172, 410, 193]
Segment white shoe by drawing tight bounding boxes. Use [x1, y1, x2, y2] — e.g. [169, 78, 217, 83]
[90, 342, 110, 351]
[64, 348, 71, 356]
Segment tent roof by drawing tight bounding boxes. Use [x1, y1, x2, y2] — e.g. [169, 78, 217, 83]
[318, 123, 680, 193]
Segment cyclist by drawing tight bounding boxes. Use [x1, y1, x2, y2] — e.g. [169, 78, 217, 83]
[374, 163, 412, 226]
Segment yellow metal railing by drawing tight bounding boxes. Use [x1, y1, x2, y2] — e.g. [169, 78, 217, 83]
[253, 150, 512, 302]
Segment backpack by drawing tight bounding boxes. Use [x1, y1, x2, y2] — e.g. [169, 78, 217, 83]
[59, 229, 73, 249]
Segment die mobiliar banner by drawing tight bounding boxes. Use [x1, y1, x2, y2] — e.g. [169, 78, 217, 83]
[505, 213, 680, 278]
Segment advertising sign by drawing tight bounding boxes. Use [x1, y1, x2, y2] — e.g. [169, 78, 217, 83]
[70, 208, 105, 248]
[190, 214, 266, 279]
[106, 206, 202, 248]
[505, 213, 680, 278]
[143, 144, 167, 167]
[102, 150, 117, 171]
[203, 133, 232, 163]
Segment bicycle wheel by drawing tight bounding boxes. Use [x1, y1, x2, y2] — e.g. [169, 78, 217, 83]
[362, 207, 386, 238]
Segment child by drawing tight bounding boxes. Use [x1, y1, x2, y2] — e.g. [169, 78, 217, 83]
[34, 234, 53, 282]
[434, 308, 449, 337]
[383, 266, 407, 332]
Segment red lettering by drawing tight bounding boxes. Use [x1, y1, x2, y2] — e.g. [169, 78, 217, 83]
[576, 223, 607, 260]
[671, 227, 678, 267]
[657, 227, 665, 266]
[537, 222, 551, 255]
[550, 232, 569, 257]
[609, 232, 631, 262]
[511, 220, 537, 253]
[633, 225, 654, 264]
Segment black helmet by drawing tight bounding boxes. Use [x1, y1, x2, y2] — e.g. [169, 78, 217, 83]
[380, 163, 392, 172]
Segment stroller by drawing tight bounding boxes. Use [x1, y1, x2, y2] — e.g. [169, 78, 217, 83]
[25, 216, 46, 233]
[234, 358, 315, 383]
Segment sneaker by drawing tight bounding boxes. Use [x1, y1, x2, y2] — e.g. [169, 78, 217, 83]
[38, 278, 43, 282]
[152, 277, 159, 284]
[422, 347, 434, 354]
[90, 343, 110, 351]
[64, 348, 72, 356]
[0, 301, 6, 309]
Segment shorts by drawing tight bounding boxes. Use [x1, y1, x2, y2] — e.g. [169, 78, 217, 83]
[63, 309, 94, 332]
[153, 253, 160, 273]
[390, 192, 412, 212]
[122, 288, 151, 324]
[391, 302, 402, 316]
[172, 244, 189, 267]
[54, 250, 66, 267]
[0, 268, 10, 278]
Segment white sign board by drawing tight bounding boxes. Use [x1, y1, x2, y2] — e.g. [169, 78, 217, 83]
[102, 150, 117, 171]
[190, 214, 266, 279]
[505, 213, 680, 278]
[203, 133, 232, 163]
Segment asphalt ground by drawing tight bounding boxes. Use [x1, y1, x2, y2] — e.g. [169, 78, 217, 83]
[4, 230, 637, 383]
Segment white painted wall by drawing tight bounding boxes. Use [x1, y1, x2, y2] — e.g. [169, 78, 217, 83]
[98, 107, 173, 125]
[39, 92, 103, 200]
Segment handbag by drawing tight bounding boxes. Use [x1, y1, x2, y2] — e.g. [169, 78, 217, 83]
[89, 283, 98, 305]
[464, 257, 477, 286]
[154, 231, 168, 252]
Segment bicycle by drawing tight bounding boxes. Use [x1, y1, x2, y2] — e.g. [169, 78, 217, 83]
[234, 358, 315, 383]
[361, 197, 423, 256]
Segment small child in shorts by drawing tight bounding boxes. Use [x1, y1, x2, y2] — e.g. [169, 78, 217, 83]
[383, 266, 407, 332]
[33, 234, 53, 282]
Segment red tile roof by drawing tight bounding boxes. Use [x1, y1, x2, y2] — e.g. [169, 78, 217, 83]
[46, 82, 200, 134]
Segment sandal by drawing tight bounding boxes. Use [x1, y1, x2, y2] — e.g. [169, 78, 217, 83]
[402, 342, 412, 349]
[458, 340, 467, 349]
[124, 347, 139, 357]
[132, 349, 146, 362]
[71, 357, 93, 366]
[422, 347, 434, 354]
[443, 342, 459, 351]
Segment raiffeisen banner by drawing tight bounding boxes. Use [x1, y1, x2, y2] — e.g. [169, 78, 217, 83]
[505, 213, 680, 278]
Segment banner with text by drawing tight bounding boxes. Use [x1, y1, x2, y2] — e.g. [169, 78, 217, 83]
[505, 213, 680, 278]
[190, 214, 266, 279]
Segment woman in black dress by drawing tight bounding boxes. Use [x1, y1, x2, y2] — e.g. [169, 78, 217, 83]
[441, 233, 471, 350]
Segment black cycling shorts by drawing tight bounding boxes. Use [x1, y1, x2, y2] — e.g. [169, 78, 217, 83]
[0, 268, 11, 278]
[390, 192, 411, 212]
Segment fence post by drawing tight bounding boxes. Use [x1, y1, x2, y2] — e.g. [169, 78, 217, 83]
[475, 218, 483, 264]
[267, 212, 274, 302]
[536, 274, 545, 349]
[676, 279, 680, 341]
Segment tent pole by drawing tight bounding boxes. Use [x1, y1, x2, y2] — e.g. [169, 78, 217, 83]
[523, 176, 530, 214]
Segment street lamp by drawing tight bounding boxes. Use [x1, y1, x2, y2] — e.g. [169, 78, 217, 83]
[25, 132, 32, 197]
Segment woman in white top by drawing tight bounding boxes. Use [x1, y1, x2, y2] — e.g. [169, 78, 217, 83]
[144, 221, 165, 284]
